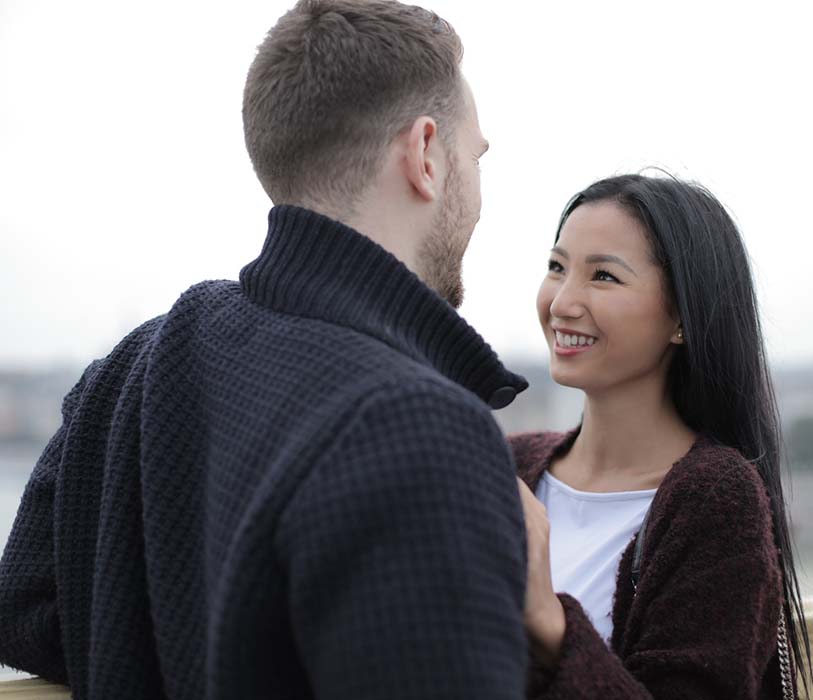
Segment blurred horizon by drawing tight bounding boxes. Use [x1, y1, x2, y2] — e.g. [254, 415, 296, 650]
[3, 357, 813, 598]
[3, 356, 813, 457]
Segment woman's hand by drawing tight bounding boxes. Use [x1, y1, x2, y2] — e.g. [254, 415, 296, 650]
[516, 476, 567, 668]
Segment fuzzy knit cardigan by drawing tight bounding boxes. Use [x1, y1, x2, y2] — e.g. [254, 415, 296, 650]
[510, 429, 785, 700]
[0, 205, 533, 700]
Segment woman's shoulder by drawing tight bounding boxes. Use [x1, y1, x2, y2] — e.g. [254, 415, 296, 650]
[655, 436, 774, 537]
[663, 436, 766, 498]
[508, 429, 571, 462]
[508, 429, 566, 452]
[507, 429, 578, 484]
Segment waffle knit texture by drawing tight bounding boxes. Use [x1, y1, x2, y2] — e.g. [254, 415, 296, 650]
[511, 429, 785, 700]
[0, 205, 531, 700]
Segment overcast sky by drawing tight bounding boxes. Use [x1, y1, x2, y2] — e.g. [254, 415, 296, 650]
[1, 0, 811, 370]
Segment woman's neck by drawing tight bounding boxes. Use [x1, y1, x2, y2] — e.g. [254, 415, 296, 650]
[568, 375, 697, 486]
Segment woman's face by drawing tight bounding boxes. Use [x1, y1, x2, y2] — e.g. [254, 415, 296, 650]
[536, 200, 683, 394]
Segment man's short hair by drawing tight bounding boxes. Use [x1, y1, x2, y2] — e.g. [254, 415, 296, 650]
[242, 0, 464, 209]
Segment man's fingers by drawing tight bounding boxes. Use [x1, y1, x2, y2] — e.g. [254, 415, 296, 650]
[516, 477, 547, 516]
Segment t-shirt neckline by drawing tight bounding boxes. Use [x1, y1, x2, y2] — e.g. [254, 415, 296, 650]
[542, 470, 659, 502]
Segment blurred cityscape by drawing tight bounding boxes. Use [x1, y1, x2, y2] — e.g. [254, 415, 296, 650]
[5, 360, 813, 452]
[1, 360, 812, 591]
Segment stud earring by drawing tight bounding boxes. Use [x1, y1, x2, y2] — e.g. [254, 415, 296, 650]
[677, 327, 684, 341]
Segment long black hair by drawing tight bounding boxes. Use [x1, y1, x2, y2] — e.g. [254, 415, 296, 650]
[555, 173, 811, 689]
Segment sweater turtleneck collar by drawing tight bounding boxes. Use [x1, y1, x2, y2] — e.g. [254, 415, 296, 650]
[239, 205, 528, 409]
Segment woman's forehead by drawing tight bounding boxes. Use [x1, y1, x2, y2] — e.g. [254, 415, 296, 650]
[558, 201, 652, 260]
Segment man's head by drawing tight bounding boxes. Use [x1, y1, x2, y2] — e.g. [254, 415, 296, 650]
[243, 0, 488, 307]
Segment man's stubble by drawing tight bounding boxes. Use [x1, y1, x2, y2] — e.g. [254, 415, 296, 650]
[417, 152, 472, 309]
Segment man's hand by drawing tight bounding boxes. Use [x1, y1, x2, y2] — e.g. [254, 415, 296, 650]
[516, 477, 566, 668]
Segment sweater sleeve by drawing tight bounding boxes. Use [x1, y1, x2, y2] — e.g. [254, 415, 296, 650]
[526, 455, 782, 700]
[0, 361, 99, 684]
[276, 382, 529, 700]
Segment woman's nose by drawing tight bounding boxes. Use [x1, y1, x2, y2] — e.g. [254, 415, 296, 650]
[549, 278, 585, 320]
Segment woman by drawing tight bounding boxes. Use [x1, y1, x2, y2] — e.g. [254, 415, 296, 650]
[512, 174, 811, 698]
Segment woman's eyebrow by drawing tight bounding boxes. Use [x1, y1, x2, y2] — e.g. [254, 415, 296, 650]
[550, 247, 638, 277]
[585, 254, 638, 277]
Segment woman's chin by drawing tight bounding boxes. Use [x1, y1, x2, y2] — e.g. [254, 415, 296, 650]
[549, 363, 587, 390]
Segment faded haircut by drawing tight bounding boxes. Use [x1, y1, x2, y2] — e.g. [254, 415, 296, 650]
[242, 0, 464, 209]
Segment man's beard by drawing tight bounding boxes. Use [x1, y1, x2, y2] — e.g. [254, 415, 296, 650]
[417, 156, 471, 309]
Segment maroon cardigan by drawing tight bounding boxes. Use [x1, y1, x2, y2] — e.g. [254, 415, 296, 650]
[510, 429, 785, 700]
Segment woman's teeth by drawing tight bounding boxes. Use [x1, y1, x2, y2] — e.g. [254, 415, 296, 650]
[555, 331, 596, 347]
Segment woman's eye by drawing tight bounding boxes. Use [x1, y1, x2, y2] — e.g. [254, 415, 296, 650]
[594, 268, 620, 283]
[548, 260, 564, 273]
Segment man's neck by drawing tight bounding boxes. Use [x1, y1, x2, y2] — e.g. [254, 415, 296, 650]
[302, 197, 428, 281]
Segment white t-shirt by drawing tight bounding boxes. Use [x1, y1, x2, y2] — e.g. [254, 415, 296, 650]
[535, 471, 657, 644]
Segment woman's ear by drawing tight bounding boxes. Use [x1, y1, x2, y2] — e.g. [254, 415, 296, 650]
[405, 116, 439, 202]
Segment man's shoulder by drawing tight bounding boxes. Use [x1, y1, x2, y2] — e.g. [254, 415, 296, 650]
[254, 309, 497, 416]
[165, 280, 476, 390]
[102, 279, 504, 446]
[278, 375, 521, 540]
[339, 372, 501, 447]
[66, 280, 236, 403]
[86, 279, 238, 367]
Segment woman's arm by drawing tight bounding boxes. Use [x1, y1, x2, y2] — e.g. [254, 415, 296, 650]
[519, 457, 782, 699]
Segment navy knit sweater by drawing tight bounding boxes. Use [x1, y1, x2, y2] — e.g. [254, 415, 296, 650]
[0, 206, 531, 700]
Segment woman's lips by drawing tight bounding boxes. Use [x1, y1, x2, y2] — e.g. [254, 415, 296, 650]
[553, 329, 598, 356]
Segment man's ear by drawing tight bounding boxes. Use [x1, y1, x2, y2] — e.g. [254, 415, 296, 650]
[405, 116, 440, 202]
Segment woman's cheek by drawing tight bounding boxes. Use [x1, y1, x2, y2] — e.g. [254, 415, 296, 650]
[536, 284, 556, 353]
[536, 281, 552, 326]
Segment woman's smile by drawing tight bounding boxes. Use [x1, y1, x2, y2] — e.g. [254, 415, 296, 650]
[553, 329, 597, 355]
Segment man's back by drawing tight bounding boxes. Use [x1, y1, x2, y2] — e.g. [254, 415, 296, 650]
[0, 207, 530, 699]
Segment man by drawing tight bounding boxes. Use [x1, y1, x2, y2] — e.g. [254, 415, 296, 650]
[0, 2, 531, 698]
